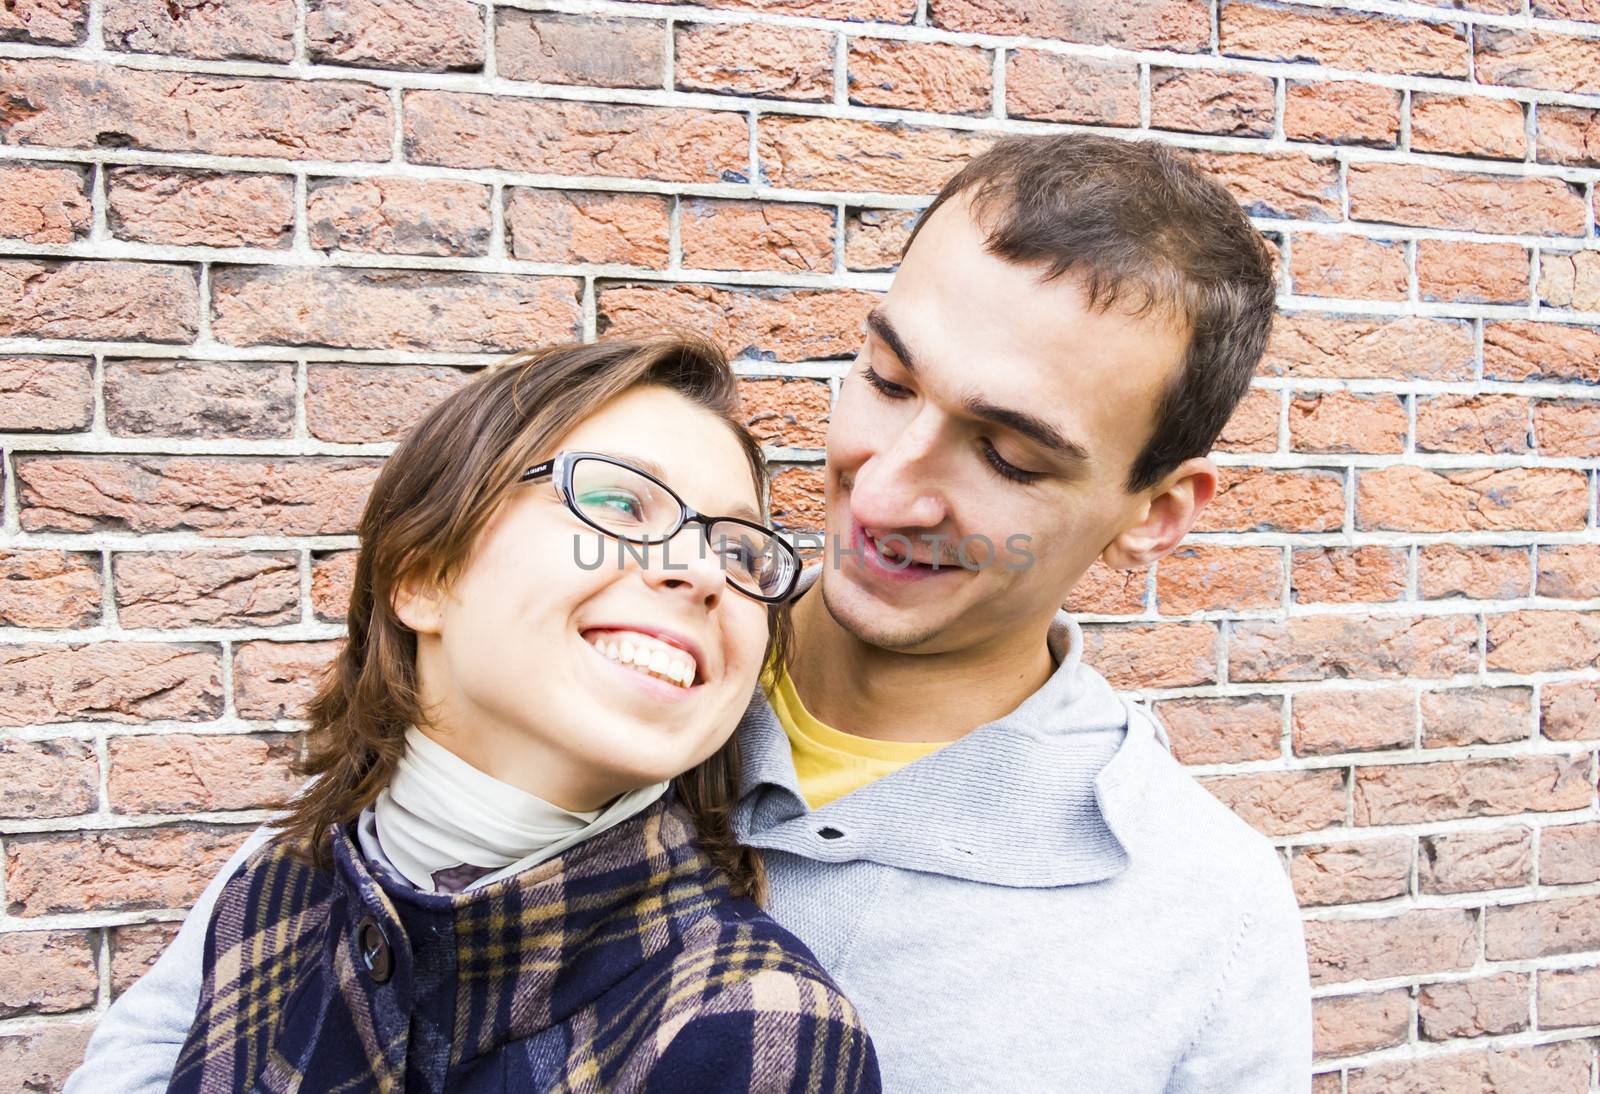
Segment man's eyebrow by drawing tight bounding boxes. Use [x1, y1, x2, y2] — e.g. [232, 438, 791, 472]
[598, 451, 763, 523]
[866, 308, 919, 374]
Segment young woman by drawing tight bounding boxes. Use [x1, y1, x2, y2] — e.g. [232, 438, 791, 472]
[162, 338, 880, 1093]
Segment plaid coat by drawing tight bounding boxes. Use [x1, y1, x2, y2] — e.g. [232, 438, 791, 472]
[167, 795, 881, 1094]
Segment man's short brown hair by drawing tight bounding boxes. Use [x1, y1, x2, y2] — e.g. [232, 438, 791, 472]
[907, 133, 1277, 493]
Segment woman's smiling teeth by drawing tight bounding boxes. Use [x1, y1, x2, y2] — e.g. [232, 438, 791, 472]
[586, 630, 698, 689]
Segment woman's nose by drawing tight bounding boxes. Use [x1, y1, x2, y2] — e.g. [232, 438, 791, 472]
[638, 523, 725, 607]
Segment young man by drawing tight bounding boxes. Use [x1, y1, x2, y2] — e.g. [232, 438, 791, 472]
[70, 134, 1311, 1092]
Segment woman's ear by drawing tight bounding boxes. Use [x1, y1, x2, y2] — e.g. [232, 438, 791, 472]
[1100, 456, 1219, 570]
[391, 573, 446, 636]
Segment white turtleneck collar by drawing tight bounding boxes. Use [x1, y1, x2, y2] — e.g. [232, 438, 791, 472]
[371, 726, 670, 893]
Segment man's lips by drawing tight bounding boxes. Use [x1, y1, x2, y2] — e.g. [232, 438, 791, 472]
[849, 518, 957, 582]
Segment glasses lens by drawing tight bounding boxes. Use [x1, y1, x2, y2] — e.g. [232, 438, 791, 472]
[569, 457, 679, 540]
[708, 521, 796, 600]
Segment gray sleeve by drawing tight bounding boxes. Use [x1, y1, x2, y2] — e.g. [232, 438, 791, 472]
[1163, 856, 1314, 1094]
[64, 824, 279, 1094]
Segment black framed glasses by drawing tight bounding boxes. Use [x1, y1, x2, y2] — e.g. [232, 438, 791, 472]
[520, 451, 802, 603]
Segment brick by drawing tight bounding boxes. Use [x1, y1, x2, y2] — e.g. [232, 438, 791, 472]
[674, 23, 832, 101]
[1078, 623, 1217, 688]
[1417, 241, 1529, 304]
[931, 0, 1210, 51]
[1289, 392, 1406, 453]
[1188, 152, 1341, 221]
[1283, 80, 1400, 146]
[308, 177, 491, 257]
[769, 465, 824, 531]
[211, 267, 582, 352]
[0, 162, 90, 244]
[405, 92, 748, 182]
[0, 1025, 94, 1094]
[1063, 560, 1146, 616]
[681, 200, 835, 274]
[0, 59, 392, 161]
[111, 921, 180, 996]
[1423, 687, 1532, 748]
[1542, 821, 1600, 884]
[1290, 235, 1406, 301]
[1155, 545, 1282, 614]
[1355, 756, 1591, 825]
[1194, 468, 1344, 533]
[1540, 546, 1600, 601]
[1487, 894, 1600, 960]
[0, 930, 97, 1017]
[1477, 29, 1600, 95]
[1543, 679, 1600, 742]
[306, 364, 473, 444]
[1539, 966, 1600, 1029]
[1540, 250, 1600, 312]
[113, 550, 300, 628]
[1290, 838, 1411, 907]
[0, 356, 92, 432]
[1312, 1072, 1342, 1094]
[0, 550, 101, 628]
[1538, 0, 1600, 17]
[1410, 94, 1527, 160]
[0, 0, 86, 45]
[1200, 769, 1347, 836]
[0, 642, 221, 727]
[1485, 322, 1600, 384]
[1538, 105, 1600, 167]
[1221, 3, 1470, 77]
[505, 189, 670, 268]
[104, 0, 295, 62]
[0, 259, 198, 343]
[848, 39, 990, 115]
[6, 825, 246, 915]
[845, 209, 918, 272]
[311, 550, 356, 623]
[1415, 394, 1530, 455]
[598, 282, 876, 363]
[1486, 611, 1600, 673]
[1349, 163, 1586, 236]
[1004, 52, 1139, 127]
[1229, 614, 1479, 683]
[738, 377, 830, 449]
[1150, 68, 1274, 138]
[1292, 547, 1408, 606]
[17, 456, 379, 537]
[306, 0, 482, 72]
[1313, 989, 1409, 1060]
[107, 167, 294, 249]
[1418, 546, 1529, 601]
[1293, 687, 1414, 756]
[233, 639, 341, 720]
[1216, 387, 1279, 452]
[499, 12, 663, 89]
[1417, 973, 1530, 1039]
[758, 116, 988, 195]
[0, 738, 98, 818]
[1421, 827, 1532, 894]
[1358, 467, 1588, 533]
[1262, 314, 1474, 381]
[109, 732, 301, 813]
[104, 359, 295, 439]
[1535, 400, 1600, 457]
[1304, 909, 1476, 986]
[641, 0, 914, 18]
[1153, 696, 1282, 765]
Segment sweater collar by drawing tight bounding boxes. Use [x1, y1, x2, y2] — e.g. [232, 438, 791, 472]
[733, 566, 1164, 888]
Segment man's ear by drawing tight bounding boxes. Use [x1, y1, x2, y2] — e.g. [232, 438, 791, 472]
[1101, 456, 1219, 570]
[391, 571, 447, 636]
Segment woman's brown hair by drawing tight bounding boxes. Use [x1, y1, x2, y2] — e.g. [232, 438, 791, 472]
[275, 336, 787, 900]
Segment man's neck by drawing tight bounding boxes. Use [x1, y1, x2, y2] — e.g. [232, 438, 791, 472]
[786, 582, 1058, 744]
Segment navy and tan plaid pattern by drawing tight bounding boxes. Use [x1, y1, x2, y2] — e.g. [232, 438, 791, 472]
[168, 796, 880, 1093]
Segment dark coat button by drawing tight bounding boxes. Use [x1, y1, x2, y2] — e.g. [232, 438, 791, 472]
[355, 916, 393, 984]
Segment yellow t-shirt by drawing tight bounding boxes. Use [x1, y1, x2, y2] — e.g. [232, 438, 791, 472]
[766, 664, 948, 811]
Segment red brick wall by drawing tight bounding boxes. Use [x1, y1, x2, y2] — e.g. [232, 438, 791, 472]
[1, 1, 1598, 1090]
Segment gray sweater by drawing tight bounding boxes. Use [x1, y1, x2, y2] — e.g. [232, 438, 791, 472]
[69, 593, 1311, 1093]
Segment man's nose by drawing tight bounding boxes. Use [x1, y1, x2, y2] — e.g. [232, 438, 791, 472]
[847, 417, 948, 530]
